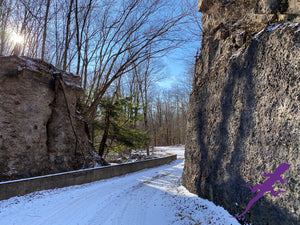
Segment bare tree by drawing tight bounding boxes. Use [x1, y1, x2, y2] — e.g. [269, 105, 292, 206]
[83, 0, 184, 125]
[41, 0, 51, 60]
[132, 54, 153, 154]
[0, 0, 14, 55]
[148, 82, 190, 147]
[62, 0, 74, 70]
[74, 0, 93, 75]
[1, 0, 193, 149]
[181, 0, 203, 38]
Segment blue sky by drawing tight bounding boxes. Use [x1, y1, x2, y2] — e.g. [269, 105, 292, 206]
[156, 0, 202, 89]
[157, 35, 201, 89]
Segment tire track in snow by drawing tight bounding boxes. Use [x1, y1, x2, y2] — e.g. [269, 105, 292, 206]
[0, 160, 183, 225]
[0, 147, 240, 225]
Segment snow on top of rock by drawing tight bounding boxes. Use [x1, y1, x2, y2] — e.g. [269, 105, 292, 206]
[254, 22, 299, 42]
[266, 22, 299, 33]
[63, 76, 81, 89]
[61, 72, 82, 89]
[288, 22, 299, 28]
[267, 23, 281, 32]
[21, 57, 39, 70]
[254, 28, 265, 42]
[9, 56, 83, 89]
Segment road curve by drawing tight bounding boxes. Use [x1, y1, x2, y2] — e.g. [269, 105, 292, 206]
[0, 147, 240, 225]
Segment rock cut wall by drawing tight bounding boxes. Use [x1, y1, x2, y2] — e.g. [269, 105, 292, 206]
[0, 56, 101, 181]
[183, 1, 300, 224]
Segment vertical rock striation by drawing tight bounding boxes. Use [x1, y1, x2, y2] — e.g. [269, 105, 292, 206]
[183, 1, 300, 224]
[0, 56, 101, 181]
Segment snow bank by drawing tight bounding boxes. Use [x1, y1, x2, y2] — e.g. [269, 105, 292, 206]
[0, 147, 240, 225]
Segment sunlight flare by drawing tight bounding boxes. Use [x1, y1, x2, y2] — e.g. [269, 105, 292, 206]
[10, 32, 24, 44]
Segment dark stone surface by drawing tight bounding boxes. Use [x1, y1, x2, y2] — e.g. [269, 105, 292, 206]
[183, 1, 300, 224]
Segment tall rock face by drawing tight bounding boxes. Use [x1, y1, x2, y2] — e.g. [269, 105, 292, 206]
[183, 1, 300, 224]
[0, 56, 101, 181]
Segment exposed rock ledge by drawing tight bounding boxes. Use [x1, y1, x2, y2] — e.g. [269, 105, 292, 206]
[183, 1, 299, 224]
[0, 56, 101, 181]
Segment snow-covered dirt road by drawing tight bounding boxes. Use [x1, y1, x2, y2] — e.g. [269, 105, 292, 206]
[0, 146, 240, 225]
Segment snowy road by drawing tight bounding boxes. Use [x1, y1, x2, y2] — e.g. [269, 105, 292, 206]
[0, 146, 240, 225]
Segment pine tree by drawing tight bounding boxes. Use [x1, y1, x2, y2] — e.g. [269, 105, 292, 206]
[96, 94, 149, 159]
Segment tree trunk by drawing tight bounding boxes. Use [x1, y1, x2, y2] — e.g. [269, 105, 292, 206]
[63, 0, 74, 70]
[41, 0, 51, 61]
[0, 1, 12, 55]
[74, 0, 80, 74]
[98, 110, 110, 157]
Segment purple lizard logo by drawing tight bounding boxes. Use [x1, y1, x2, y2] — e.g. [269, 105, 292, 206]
[233, 162, 290, 218]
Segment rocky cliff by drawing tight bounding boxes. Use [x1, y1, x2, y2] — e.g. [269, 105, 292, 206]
[0, 56, 101, 181]
[182, 0, 300, 224]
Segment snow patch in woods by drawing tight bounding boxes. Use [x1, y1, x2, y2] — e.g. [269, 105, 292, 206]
[0, 146, 240, 225]
[154, 146, 185, 158]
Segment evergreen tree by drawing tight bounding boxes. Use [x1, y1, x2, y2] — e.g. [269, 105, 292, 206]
[96, 94, 149, 158]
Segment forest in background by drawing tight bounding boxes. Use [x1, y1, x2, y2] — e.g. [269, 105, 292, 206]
[0, 0, 201, 160]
